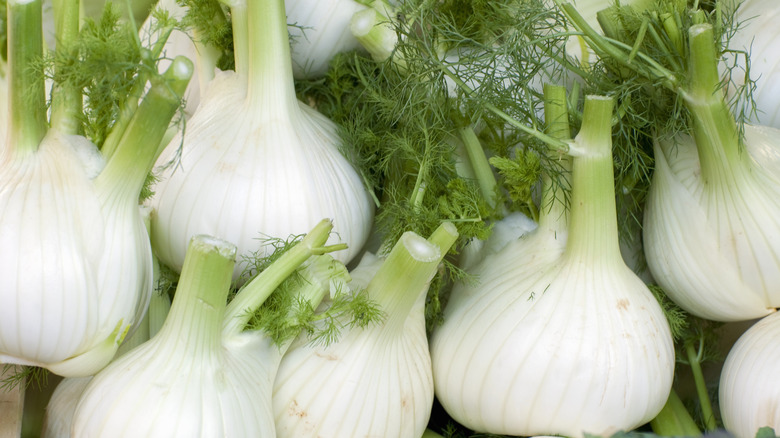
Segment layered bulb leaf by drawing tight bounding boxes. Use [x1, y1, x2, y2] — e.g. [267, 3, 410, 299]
[430, 95, 675, 437]
[719, 312, 780, 438]
[643, 25, 780, 322]
[273, 222, 458, 438]
[150, 0, 374, 281]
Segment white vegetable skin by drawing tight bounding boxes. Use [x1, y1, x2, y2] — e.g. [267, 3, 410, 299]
[719, 311, 780, 438]
[643, 126, 780, 321]
[286, 0, 368, 79]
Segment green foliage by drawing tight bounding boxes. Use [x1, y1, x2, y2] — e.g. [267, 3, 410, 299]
[235, 235, 383, 348]
[0, 365, 48, 392]
[177, 0, 234, 70]
[489, 151, 541, 216]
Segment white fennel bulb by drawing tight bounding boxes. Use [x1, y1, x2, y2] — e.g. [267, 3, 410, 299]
[273, 222, 458, 438]
[430, 95, 675, 437]
[719, 312, 780, 438]
[72, 220, 347, 437]
[643, 25, 780, 322]
[286, 0, 369, 79]
[151, 0, 374, 281]
[0, 0, 192, 377]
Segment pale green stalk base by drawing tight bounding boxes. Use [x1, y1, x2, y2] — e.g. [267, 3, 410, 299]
[458, 126, 498, 210]
[368, 222, 458, 329]
[6, 0, 47, 153]
[95, 56, 193, 203]
[565, 96, 620, 263]
[158, 235, 237, 354]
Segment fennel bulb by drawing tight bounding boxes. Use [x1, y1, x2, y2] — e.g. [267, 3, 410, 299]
[150, 0, 374, 281]
[719, 312, 780, 438]
[643, 25, 780, 321]
[0, 0, 192, 377]
[273, 222, 458, 438]
[287, 0, 369, 79]
[72, 221, 346, 437]
[430, 95, 675, 437]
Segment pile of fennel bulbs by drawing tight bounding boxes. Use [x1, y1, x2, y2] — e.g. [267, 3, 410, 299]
[430, 94, 675, 437]
[150, 0, 374, 282]
[0, 0, 192, 377]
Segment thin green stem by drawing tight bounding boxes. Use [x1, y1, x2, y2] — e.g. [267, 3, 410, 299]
[564, 96, 620, 263]
[6, 0, 47, 154]
[439, 64, 570, 153]
[222, 220, 336, 338]
[458, 125, 497, 209]
[685, 341, 717, 431]
[49, 0, 82, 134]
[95, 56, 192, 203]
[538, 83, 571, 234]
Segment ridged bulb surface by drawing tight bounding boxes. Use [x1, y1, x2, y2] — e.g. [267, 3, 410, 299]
[72, 332, 278, 437]
[720, 311, 780, 438]
[430, 229, 675, 437]
[0, 131, 152, 376]
[643, 126, 780, 321]
[150, 71, 374, 281]
[273, 255, 433, 438]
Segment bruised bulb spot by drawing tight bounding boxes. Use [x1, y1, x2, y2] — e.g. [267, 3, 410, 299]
[314, 351, 339, 361]
[288, 400, 308, 418]
[616, 299, 630, 310]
